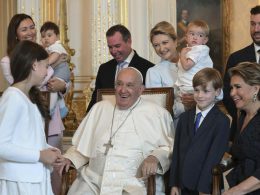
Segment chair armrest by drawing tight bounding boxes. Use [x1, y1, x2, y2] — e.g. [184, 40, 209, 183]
[213, 152, 235, 174]
[212, 153, 236, 195]
[60, 168, 163, 195]
[147, 170, 170, 195]
[147, 175, 156, 195]
[61, 167, 77, 195]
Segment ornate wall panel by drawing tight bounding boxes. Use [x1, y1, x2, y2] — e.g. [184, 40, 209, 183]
[0, 0, 16, 91]
[92, 0, 121, 75]
[230, 0, 259, 53]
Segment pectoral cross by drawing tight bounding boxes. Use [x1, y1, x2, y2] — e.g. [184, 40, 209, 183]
[103, 139, 113, 155]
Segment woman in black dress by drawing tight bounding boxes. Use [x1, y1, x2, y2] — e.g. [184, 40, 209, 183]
[224, 62, 260, 195]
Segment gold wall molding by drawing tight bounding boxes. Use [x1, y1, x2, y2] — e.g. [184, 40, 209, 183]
[222, 0, 230, 75]
[58, 0, 77, 131]
[0, 0, 17, 91]
[40, 0, 58, 25]
[118, 0, 128, 26]
[64, 75, 93, 135]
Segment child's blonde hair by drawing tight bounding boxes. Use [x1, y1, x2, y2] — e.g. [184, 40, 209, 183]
[187, 20, 210, 36]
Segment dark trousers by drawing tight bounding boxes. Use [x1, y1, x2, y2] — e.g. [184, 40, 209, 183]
[181, 187, 199, 195]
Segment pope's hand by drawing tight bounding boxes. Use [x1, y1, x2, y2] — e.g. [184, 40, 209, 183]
[58, 158, 72, 176]
[141, 155, 159, 177]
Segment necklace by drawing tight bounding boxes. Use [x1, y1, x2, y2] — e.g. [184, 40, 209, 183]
[103, 98, 141, 155]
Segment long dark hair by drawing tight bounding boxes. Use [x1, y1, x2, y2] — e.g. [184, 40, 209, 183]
[7, 13, 35, 56]
[10, 40, 50, 119]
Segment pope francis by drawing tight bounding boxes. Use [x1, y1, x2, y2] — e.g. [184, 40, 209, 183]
[60, 67, 174, 195]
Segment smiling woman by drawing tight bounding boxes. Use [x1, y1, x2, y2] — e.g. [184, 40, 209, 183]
[1, 14, 36, 85]
[223, 62, 260, 195]
[145, 21, 178, 88]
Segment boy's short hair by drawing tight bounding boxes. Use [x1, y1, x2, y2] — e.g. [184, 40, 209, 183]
[40, 21, 60, 35]
[187, 20, 210, 36]
[193, 68, 222, 90]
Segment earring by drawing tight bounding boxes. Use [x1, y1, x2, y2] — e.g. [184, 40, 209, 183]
[253, 93, 257, 102]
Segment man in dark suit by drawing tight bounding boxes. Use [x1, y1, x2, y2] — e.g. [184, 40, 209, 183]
[223, 5, 260, 140]
[86, 24, 154, 112]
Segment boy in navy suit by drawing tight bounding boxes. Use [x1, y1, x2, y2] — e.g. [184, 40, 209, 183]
[169, 68, 230, 195]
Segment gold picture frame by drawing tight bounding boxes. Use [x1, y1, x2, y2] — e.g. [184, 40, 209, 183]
[222, 0, 230, 75]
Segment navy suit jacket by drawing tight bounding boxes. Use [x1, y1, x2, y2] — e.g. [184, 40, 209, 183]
[223, 43, 256, 140]
[169, 105, 230, 193]
[86, 51, 154, 112]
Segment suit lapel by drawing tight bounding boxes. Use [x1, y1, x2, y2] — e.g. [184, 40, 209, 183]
[188, 109, 196, 138]
[248, 43, 257, 62]
[128, 50, 138, 68]
[110, 59, 119, 85]
[112, 60, 117, 73]
[192, 106, 217, 140]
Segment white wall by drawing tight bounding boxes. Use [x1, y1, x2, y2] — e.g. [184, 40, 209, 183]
[67, 0, 92, 77]
[128, 0, 176, 64]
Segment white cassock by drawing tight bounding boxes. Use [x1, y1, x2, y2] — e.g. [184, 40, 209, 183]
[64, 97, 174, 195]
